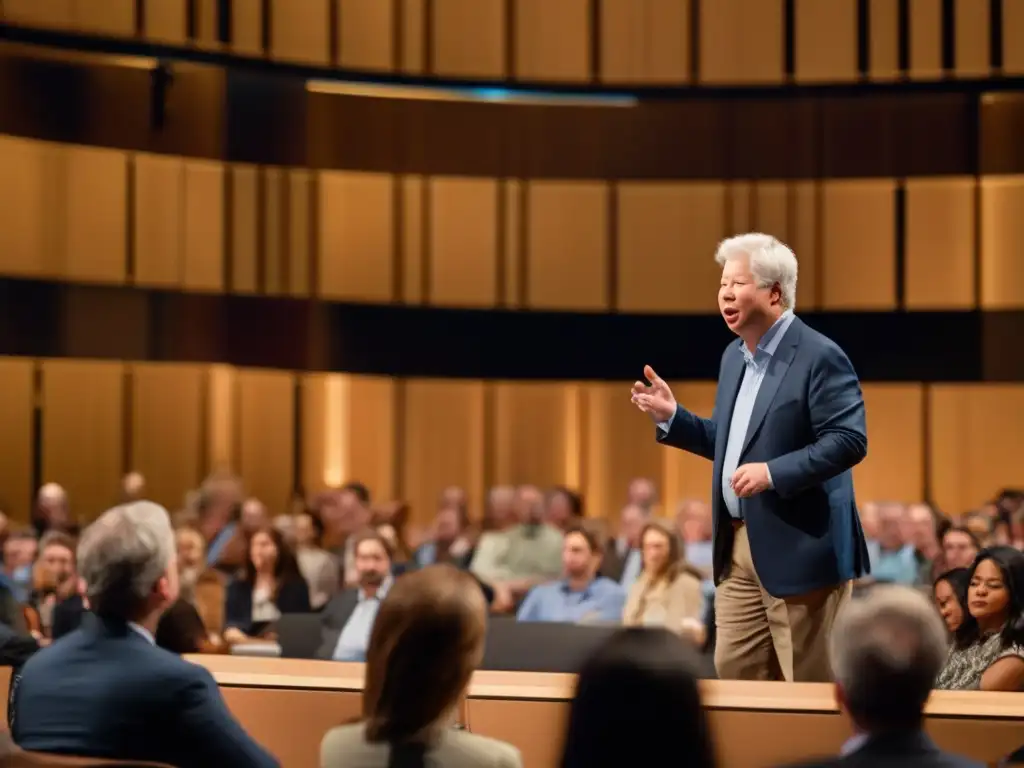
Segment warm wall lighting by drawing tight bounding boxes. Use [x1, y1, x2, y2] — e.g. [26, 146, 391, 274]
[322, 374, 349, 488]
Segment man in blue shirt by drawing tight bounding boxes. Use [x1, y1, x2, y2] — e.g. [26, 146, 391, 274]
[517, 524, 626, 624]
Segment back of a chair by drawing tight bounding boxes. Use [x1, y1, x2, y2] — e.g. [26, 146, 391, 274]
[481, 619, 619, 673]
[277, 612, 324, 659]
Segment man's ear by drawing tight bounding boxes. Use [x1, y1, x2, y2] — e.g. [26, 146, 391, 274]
[154, 573, 171, 602]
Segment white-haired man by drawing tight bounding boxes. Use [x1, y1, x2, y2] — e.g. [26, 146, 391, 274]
[781, 586, 982, 767]
[632, 233, 870, 682]
[11, 501, 279, 767]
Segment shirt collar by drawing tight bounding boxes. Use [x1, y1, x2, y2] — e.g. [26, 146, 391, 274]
[560, 578, 596, 597]
[840, 733, 869, 757]
[128, 621, 155, 645]
[359, 575, 393, 603]
[741, 310, 795, 364]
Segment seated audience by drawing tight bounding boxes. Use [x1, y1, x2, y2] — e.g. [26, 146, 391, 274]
[320, 564, 522, 768]
[318, 482, 374, 586]
[676, 499, 714, 578]
[516, 524, 625, 624]
[412, 505, 473, 569]
[600, 503, 649, 589]
[560, 627, 715, 768]
[27, 531, 77, 639]
[373, 501, 414, 567]
[11, 501, 279, 767]
[294, 511, 341, 610]
[781, 585, 981, 768]
[470, 485, 562, 612]
[935, 547, 1024, 691]
[906, 503, 944, 585]
[869, 503, 918, 585]
[942, 526, 981, 570]
[223, 526, 311, 645]
[963, 512, 994, 549]
[175, 525, 226, 637]
[623, 520, 704, 644]
[933, 568, 970, 634]
[544, 486, 583, 531]
[2, 530, 37, 602]
[318, 530, 394, 661]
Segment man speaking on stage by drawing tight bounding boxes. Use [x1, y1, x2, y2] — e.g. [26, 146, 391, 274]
[631, 233, 869, 683]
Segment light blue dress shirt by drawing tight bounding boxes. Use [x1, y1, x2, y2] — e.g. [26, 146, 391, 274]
[869, 543, 919, 585]
[620, 548, 643, 589]
[659, 311, 795, 519]
[332, 577, 393, 661]
[516, 577, 626, 623]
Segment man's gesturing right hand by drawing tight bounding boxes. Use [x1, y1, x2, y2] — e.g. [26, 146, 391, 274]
[631, 365, 677, 424]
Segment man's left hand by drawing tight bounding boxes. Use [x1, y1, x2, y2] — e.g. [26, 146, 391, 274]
[731, 463, 772, 498]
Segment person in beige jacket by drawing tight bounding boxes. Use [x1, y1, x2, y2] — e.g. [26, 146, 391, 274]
[622, 519, 706, 645]
[320, 565, 522, 768]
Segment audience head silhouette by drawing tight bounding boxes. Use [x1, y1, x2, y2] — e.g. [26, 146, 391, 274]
[362, 564, 487, 768]
[76, 501, 178, 627]
[830, 585, 948, 733]
[560, 627, 715, 768]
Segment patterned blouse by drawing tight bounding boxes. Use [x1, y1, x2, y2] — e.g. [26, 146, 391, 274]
[934, 631, 1024, 690]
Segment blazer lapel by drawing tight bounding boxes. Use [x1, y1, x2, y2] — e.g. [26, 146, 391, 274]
[714, 346, 745, 468]
[740, 326, 801, 458]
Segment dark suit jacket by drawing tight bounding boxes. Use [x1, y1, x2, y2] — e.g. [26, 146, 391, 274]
[12, 614, 279, 767]
[315, 589, 359, 660]
[781, 730, 983, 768]
[224, 577, 311, 636]
[52, 596, 207, 655]
[598, 539, 632, 583]
[659, 316, 870, 597]
[1005, 743, 1024, 766]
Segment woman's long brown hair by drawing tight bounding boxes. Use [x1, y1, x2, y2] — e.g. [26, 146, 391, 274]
[363, 565, 486, 747]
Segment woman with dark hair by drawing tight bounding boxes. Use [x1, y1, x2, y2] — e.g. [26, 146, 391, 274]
[935, 547, 1024, 691]
[320, 565, 521, 768]
[622, 520, 705, 644]
[561, 628, 716, 768]
[223, 525, 311, 645]
[933, 567, 970, 634]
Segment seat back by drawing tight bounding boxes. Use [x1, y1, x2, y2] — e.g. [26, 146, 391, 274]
[276, 612, 324, 659]
[481, 618, 619, 673]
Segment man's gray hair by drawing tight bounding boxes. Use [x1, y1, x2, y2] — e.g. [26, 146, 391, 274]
[715, 233, 799, 310]
[77, 501, 175, 619]
[830, 585, 948, 730]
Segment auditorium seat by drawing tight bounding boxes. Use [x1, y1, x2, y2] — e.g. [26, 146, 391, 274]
[481, 618, 619, 673]
[276, 612, 323, 659]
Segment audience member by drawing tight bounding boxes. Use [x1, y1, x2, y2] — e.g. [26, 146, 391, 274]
[12, 501, 279, 766]
[294, 510, 341, 610]
[599, 503, 649, 588]
[623, 520, 704, 644]
[560, 627, 715, 768]
[625, 477, 658, 512]
[780, 585, 981, 768]
[906, 503, 943, 584]
[870, 503, 918, 585]
[196, 473, 245, 573]
[175, 525, 226, 637]
[120, 471, 146, 503]
[320, 482, 374, 585]
[935, 547, 1024, 691]
[544, 487, 583, 531]
[517, 524, 625, 624]
[2, 531, 37, 602]
[31, 483, 74, 538]
[223, 525, 311, 645]
[676, 499, 713, 577]
[942, 526, 981, 570]
[319, 529, 395, 661]
[411, 505, 472, 569]
[320, 565, 522, 768]
[932, 568, 970, 635]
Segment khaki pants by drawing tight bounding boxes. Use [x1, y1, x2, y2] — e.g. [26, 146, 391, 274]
[714, 523, 851, 682]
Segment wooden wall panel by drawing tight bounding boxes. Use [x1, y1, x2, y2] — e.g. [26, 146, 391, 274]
[261, 168, 287, 296]
[904, 178, 975, 309]
[526, 182, 609, 311]
[0, 0, 76, 28]
[131, 363, 205, 511]
[401, 380, 485, 526]
[1005, 0, 1024, 75]
[183, 161, 226, 292]
[206, 364, 237, 474]
[399, 0, 427, 74]
[929, 385, 1024, 514]
[270, 0, 330, 65]
[318, 172, 394, 302]
[617, 182, 726, 313]
[980, 176, 1024, 309]
[193, 0, 220, 46]
[910, 0, 943, 79]
[287, 170, 314, 298]
[42, 359, 125, 521]
[515, 0, 590, 82]
[854, 384, 924, 503]
[231, 0, 264, 56]
[230, 165, 260, 294]
[502, 180, 523, 308]
[237, 369, 295, 512]
[400, 177, 425, 304]
[64, 146, 128, 284]
[493, 383, 579, 490]
[583, 383, 664, 520]
[0, 359, 35, 522]
[753, 182, 821, 310]
[144, 0, 187, 43]
[338, 0, 395, 71]
[820, 180, 897, 309]
[134, 154, 183, 287]
[600, 0, 690, 83]
[794, 0, 857, 83]
[955, 0, 991, 77]
[0, 136, 53, 278]
[661, 382, 716, 509]
[869, 0, 900, 80]
[699, 0, 784, 84]
[430, 178, 499, 307]
[2, 0, 132, 34]
[433, 0, 506, 78]
[300, 374, 396, 500]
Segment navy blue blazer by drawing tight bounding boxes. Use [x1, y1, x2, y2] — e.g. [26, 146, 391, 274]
[659, 316, 870, 597]
[12, 613, 279, 768]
